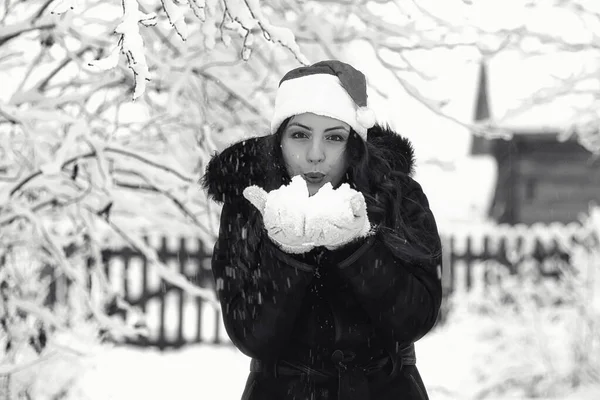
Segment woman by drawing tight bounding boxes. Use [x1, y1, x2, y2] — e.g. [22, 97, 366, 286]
[203, 60, 443, 400]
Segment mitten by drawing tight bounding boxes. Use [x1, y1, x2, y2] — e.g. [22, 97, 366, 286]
[305, 183, 372, 250]
[243, 176, 314, 254]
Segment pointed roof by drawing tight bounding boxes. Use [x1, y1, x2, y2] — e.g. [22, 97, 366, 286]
[474, 60, 490, 122]
[470, 60, 494, 154]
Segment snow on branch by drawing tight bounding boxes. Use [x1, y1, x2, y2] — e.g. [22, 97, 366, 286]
[565, 111, 600, 154]
[85, 0, 308, 98]
[161, 0, 189, 40]
[222, 0, 308, 64]
[187, 0, 207, 21]
[39, 122, 87, 176]
[89, 0, 157, 99]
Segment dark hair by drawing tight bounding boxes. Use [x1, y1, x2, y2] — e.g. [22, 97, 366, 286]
[272, 118, 441, 264]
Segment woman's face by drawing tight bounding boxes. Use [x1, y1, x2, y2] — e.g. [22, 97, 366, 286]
[281, 113, 350, 196]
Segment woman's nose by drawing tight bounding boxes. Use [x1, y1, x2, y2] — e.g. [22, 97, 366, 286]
[307, 140, 325, 163]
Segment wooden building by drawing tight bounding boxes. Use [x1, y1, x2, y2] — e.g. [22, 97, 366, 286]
[471, 61, 600, 225]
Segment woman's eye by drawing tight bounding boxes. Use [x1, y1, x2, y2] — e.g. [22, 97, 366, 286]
[327, 134, 346, 142]
[290, 131, 308, 139]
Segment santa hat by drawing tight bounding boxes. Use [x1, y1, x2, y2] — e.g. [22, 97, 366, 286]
[271, 60, 376, 140]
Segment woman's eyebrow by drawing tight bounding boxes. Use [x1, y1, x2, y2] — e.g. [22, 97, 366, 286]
[288, 123, 349, 133]
[288, 122, 312, 130]
[324, 126, 349, 133]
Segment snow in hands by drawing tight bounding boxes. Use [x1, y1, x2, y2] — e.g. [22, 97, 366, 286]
[243, 176, 372, 254]
[305, 181, 372, 250]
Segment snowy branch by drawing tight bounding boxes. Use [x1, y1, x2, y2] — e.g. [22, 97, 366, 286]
[102, 215, 218, 305]
[6, 143, 194, 199]
[161, 0, 188, 40]
[0, 19, 56, 46]
[191, 68, 271, 123]
[112, 168, 213, 238]
[88, 0, 157, 99]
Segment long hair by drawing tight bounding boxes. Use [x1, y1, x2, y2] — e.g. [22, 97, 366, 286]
[232, 118, 440, 271]
[344, 129, 441, 264]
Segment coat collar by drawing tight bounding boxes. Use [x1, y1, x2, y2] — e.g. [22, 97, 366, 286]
[202, 124, 415, 203]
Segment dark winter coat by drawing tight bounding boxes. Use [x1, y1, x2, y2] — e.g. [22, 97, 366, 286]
[203, 125, 443, 400]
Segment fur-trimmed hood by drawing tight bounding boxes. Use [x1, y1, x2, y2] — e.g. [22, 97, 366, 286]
[202, 124, 415, 203]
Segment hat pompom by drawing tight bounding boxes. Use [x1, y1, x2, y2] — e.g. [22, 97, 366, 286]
[356, 106, 376, 130]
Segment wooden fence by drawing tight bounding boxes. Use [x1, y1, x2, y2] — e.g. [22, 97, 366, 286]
[100, 236, 225, 349]
[45, 224, 584, 350]
[440, 227, 576, 295]
[435, 224, 580, 324]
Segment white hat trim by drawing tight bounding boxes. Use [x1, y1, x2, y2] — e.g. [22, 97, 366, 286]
[270, 74, 368, 139]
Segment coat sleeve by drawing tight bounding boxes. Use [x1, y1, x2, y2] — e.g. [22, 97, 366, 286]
[334, 177, 443, 356]
[211, 199, 315, 361]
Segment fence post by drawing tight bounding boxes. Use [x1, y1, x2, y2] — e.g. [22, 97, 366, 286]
[157, 236, 168, 350]
[465, 236, 473, 291]
[177, 237, 186, 346]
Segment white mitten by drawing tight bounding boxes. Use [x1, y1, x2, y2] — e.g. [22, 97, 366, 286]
[242, 176, 314, 254]
[305, 183, 372, 250]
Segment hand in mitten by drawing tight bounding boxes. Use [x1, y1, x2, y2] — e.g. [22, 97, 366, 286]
[305, 183, 372, 250]
[243, 175, 314, 254]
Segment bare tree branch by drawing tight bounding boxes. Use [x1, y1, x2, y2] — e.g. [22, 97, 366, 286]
[32, 0, 55, 21]
[8, 144, 194, 198]
[0, 19, 56, 46]
[113, 168, 213, 238]
[100, 213, 218, 305]
[191, 68, 271, 123]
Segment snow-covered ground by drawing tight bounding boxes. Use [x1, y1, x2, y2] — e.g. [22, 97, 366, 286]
[22, 223, 589, 400]
[8, 218, 596, 400]
[54, 323, 600, 400]
[24, 312, 590, 400]
[9, 270, 600, 400]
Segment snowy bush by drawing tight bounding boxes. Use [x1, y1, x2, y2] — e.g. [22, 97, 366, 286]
[445, 205, 600, 399]
[0, 127, 223, 398]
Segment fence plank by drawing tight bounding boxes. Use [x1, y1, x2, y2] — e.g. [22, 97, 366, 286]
[141, 257, 148, 313]
[182, 294, 197, 342]
[200, 300, 216, 343]
[178, 237, 186, 345]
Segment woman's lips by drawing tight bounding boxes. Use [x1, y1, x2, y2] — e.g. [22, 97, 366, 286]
[303, 172, 325, 184]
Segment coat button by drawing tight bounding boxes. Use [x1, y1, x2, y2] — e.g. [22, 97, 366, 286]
[331, 349, 344, 364]
[331, 349, 355, 365]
